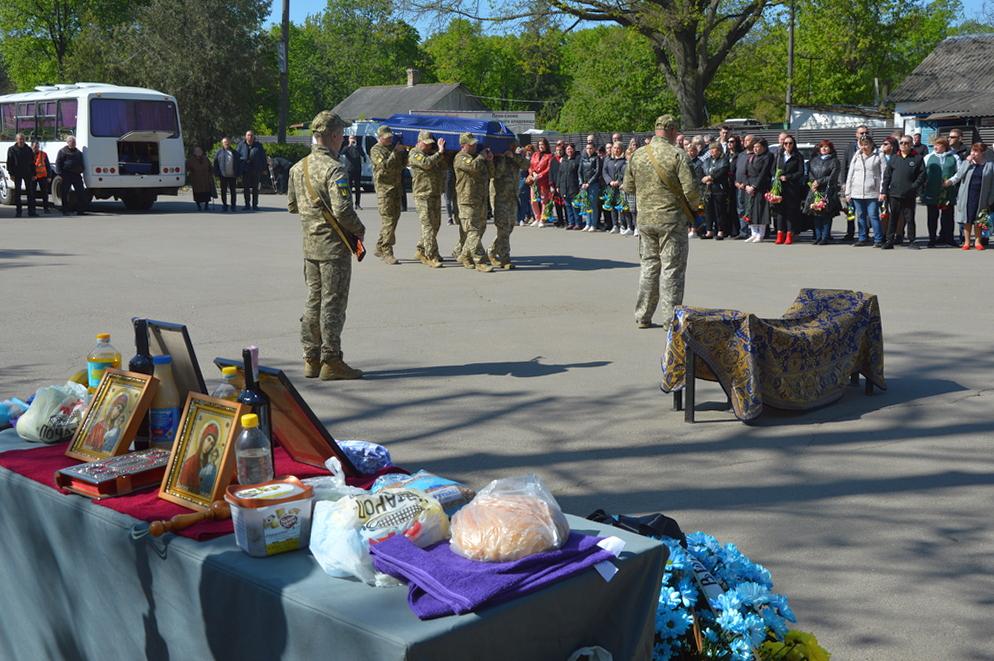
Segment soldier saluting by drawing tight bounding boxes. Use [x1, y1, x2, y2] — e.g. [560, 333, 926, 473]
[287, 111, 366, 380]
[622, 115, 701, 332]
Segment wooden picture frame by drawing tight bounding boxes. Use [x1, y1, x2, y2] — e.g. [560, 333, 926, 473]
[66, 369, 158, 461]
[159, 393, 246, 511]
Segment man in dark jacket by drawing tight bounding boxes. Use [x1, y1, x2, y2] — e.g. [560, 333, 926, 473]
[267, 155, 291, 194]
[237, 130, 267, 211]
[213, 137, 241, 211]
[881, 136, 926, 249]
[947, 129, 969, 160]
[6, 133, 37, 217]
[732, 134, 754, 238]
[557, 143, 581, 228]
[55, 136, 86, 216]
[578, 140, 603, 230]
[341, 135, 365, 209]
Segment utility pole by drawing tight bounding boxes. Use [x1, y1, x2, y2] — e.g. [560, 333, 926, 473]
[277, 0, 290, 144]
[785, 0, 795, 130]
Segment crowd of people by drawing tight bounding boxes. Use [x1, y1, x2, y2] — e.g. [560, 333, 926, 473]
[500, 125, 993, 250]
[5, 132, 87, 216]
[184, 131, 293, 212]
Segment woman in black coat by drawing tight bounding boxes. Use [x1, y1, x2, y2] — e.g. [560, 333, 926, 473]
[557, 143, 582, 229]
[702, 141, 731, 239]
[773, 135, 805, 244]
[806, 140, 843, 244]
[745, 138, 774, 242]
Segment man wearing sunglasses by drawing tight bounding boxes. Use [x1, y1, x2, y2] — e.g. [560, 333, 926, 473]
[881, 136, 926, 249]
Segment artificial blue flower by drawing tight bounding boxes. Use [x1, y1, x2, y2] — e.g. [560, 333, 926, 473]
[761, 606, 790, 639]
[659, 586, 682, 609]
[677, 578, 699, 608]
[652, 639, 674, 661]
[713, 591, 742, 613]
[658, 607, 693, 637]
[716, 608, 745, 634]
[742, 612, 768, 647]
[769, 594, 797, 622]
[729, 635, 754, 661]
[702, 627, 720, 644]
[733, 581, 771, 607]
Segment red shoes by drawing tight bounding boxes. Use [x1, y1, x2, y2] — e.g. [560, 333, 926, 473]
[785, 232, 794, 245]
[775, 231, 785, 245]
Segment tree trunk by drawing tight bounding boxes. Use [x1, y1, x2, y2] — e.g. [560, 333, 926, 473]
[672, 68, 708, 130]
[652, 38, 709, 130]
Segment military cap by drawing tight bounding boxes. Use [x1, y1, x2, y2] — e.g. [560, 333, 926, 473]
[377, 125, 394, 138]
[655, 114, 678, 130]
[417, 129, 435, 144]
[310, 111, 348, 134]
[459, 132, 478, 146]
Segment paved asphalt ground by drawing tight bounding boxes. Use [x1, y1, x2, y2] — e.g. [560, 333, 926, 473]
[3, 192, 992, 660]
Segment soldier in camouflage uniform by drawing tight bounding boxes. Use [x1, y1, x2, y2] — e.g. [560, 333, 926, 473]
[445, 154, 464, 258]
[287, 111, 366, 380]
[488, 143, 528, 269]
[622, 114, 701, 331]
[454, 132, 495, 272]
[369, 125, 407, 265]
[408, 129, 447, 268]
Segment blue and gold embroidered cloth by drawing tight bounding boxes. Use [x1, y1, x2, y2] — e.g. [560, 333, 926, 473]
[661, 289, 886, 421]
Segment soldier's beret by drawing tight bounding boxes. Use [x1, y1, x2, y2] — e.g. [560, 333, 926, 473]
[655, 114, 678, 130]
[310, 111, 348, 133]
[377, 125, 394, 138]
[459, 132, 478, 146]
[417, 129, 435, 144]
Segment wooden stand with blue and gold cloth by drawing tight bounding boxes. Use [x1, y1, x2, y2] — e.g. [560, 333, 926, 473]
[662, 289, 886, 422]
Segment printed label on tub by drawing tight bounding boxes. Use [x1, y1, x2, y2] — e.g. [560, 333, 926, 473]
[262, 506, 305, 554]
[353, 490, 431, 536]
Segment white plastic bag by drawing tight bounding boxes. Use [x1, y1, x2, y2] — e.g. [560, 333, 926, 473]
[450, 474, 570, 562]
[304, 458, 367, 502]
[310, 489, 449, 587]
[16, 381, 89, 443]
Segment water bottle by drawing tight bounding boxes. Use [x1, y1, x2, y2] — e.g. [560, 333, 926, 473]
[211, 366, 239, 402]
[235, 413, 273, 485]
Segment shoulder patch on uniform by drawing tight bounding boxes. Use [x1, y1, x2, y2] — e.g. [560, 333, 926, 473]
[335, 177, 350, 198]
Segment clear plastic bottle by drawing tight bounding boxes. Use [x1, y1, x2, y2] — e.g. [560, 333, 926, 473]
[86, 333, 122, 391]
[211, 366, 240, 402]
[235, 413, 274, 485]
[149, 355, 181, 448]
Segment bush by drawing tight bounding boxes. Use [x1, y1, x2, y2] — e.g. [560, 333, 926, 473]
[205, 141, 311, 165]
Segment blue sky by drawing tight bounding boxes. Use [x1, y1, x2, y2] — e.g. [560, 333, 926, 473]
[267, 0, 991, 35]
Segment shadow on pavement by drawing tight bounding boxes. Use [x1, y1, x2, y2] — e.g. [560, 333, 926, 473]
[363, 357, 611, 379]
[510, 254, 637, 271]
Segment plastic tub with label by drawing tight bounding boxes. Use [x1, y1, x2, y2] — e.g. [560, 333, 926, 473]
[225, 477, 315, 557]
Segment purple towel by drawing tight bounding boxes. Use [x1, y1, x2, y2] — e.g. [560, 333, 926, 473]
[370, 532, 616, 619]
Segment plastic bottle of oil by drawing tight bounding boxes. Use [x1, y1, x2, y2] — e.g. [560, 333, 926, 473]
[86, 333, 121, 391]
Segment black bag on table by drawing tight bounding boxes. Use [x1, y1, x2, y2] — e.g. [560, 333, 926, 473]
[586, 509, 686, 547]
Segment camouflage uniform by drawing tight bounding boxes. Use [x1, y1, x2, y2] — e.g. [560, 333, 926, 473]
[489, 150, 528, 267]
[287, 112, 365, 365]
[408, 129, 445, 264]
[369, 126, 407, 259]
[622, 115, 701, 329]
[454, 133, 495, 270]
[445, 154, 464, 257]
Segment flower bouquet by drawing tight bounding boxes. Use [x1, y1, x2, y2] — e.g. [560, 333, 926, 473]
[808, 184, 827, 214]
[878, 201, 888, 222]
[937, 188, 951, 211]
[602, 189, 615, 211]
[764, 169, 783, 205]
[651, 532, 830, 661]
[976, 207, 991, 238]
[573, 189, 592, 216]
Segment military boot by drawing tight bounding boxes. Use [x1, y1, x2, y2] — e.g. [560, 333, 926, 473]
[487, 251, 503, 268]
[427, 257, 444, 268]
[502, 261, 515, 270]
[475, 263, 494, 273]
[319, 359, 364, 380]
[381, 253, 400, 265]
[304, 359, 321, 378]
[414, 246, 426, 263]
[460, 256, 475, 269]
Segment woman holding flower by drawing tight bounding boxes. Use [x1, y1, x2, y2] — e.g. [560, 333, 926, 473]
[744, 138, 774, 242]
[845, 135, 887, 247]
[528, 137, 553, 226]
[773, 134, 805, 244]
[806, 140, 842, 244]
[945, 142, 994, 251]
[922, 136, 960, 247]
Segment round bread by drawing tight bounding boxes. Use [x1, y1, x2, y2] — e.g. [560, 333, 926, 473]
[450, 493, 570, 562]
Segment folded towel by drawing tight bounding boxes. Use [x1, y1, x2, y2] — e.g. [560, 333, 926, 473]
[370, 532, 618, 619]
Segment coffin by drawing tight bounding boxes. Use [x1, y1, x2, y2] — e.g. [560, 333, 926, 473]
[382, 114, 518, 153]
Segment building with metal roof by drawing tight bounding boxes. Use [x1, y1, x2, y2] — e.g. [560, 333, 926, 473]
[331, 69, 490, 122]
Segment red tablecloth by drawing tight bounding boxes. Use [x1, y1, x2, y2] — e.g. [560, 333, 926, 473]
[0, 442, 404, 540]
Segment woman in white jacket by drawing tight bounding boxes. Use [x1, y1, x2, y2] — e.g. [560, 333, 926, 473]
[844, 136, 887, 247]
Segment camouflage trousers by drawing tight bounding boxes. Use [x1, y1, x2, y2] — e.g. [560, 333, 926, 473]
[489, 190, 517, 263]
[459, 203, 487, 264]
[376, 188, 403, 255]
[414, 194, 441, 260]
[301, 255, 352, 363]
[635, 223, 688, 329]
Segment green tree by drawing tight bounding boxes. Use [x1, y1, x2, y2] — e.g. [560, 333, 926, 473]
[553, 26, 677, 132]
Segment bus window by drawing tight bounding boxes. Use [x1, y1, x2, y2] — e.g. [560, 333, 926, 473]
[16, 102, 36, 136]
[58, 99, 77, 138]
[0, 103, 13, 140]
[89, 98, 178, 138]
[37, 101, 57, 140]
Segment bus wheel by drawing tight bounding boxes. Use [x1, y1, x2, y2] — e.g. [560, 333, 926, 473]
[122, 191, 156, 211]
[50, 176, 64, 207]
[0, 176, 13, 205]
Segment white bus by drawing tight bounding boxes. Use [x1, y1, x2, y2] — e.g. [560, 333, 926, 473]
[0, 83, 185, 211]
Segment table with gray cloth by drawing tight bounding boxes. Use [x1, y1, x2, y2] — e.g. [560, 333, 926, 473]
[0, 429, 665, 661]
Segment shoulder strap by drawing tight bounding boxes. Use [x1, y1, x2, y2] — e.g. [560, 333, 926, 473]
[301, 156, 357, 257]
[643, 144, 695, 222]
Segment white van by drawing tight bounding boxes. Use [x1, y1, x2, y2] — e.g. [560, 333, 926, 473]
[0, 83, 185, 211]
